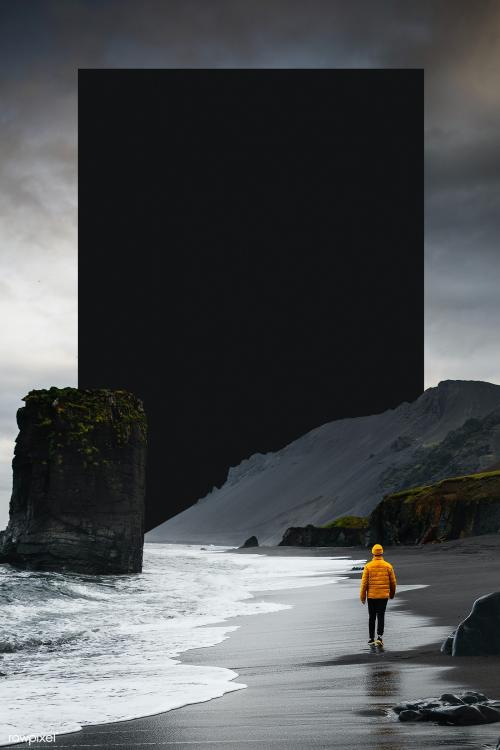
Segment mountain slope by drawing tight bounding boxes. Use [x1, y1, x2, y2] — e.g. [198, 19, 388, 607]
[377, 405, 500, 494]
[146, 380, 500, 545]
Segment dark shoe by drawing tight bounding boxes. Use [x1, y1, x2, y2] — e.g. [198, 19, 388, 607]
[368, 639, 376, 645]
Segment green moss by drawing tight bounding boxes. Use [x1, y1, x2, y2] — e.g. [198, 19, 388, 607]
[22, 386, 147, 468]
[389, 468, 500, 502]
[390, 484, 433, 499]
[321, 515, 368, 529]
[462, 469, 500, 480]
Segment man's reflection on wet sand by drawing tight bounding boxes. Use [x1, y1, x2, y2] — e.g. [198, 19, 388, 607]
[356, 666, 404, 750]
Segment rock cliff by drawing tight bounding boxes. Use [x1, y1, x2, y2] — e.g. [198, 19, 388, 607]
[368, 469, 500, 546]
[0, 387, 147, 573]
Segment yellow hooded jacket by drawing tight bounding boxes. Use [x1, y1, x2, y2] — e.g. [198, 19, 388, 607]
[360, 552, 397, 602]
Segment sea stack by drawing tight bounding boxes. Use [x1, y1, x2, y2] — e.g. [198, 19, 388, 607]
[0, 387, 147, 574]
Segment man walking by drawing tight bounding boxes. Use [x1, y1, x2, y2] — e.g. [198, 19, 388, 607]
[360, 543, 397, 646]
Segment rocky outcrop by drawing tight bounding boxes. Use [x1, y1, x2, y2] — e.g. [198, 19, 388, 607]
[240, 535, 259, 548]
[0, 387, 147, 574]
[394, 691, 500, 725]
[279, 517, 368, 547]
[368, 470, 500, 546]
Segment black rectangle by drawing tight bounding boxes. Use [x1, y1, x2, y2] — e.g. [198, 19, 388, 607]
[78, 69, 423, 530]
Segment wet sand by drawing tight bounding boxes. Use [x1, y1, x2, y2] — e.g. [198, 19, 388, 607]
[17, 535, 500, 749]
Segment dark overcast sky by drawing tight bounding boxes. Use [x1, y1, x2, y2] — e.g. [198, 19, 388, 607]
[0, 0, 499, 526]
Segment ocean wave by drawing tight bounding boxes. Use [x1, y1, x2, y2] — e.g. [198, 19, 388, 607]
[0, 544, 357, 745]
[0, 631, 85, 654]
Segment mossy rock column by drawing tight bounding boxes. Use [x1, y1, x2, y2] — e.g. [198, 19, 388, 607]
[0, 387, 147, 574]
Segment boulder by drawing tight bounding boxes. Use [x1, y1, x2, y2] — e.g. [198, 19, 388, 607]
[0, 387, 147, 574]
[439, 693, 464, 705]
[461, 691, 489, 704]
[429, 704, 491, 725]
[240, 536, 259, 548]
[477, 705, 500, 722]
[453, 592, 500, 656]
[399, 709, 425, 722]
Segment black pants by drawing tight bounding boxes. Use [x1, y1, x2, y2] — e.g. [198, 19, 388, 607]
[367, 598, 388, 639]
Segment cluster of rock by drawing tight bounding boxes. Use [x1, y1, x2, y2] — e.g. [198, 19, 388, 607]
[441, 592, 500, 656]
[394, 691, 500, 725]
[0, 387, 147, 574]
[279, 517, 368, 547]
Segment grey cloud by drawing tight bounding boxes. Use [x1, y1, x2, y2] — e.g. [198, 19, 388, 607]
[427, 135, 500, 194]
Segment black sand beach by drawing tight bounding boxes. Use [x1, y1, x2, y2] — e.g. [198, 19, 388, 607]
[15, 535, 500, 749]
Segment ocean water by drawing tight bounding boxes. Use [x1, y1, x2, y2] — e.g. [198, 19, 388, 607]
[0, 543, 359, 744]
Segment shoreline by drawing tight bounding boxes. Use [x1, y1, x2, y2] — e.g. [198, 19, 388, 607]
[0, 547, 346, 747]
[12, 537, 500, 749]
[234, 535, 500, 692]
